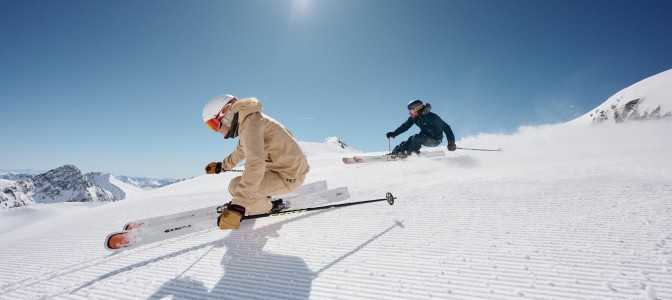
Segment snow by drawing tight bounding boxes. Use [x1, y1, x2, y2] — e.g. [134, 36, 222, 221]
[1, 119, 671, 299]
[571, 69, 672, 124]
[0, 179, 13, 189]
[0, 202, 105, 236]
[109, 175, 145, 198]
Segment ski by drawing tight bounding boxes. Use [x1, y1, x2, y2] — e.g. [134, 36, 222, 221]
[342, 150, 445, 164]
[123, 180, 328, 231]
[105, 186, 349, 251]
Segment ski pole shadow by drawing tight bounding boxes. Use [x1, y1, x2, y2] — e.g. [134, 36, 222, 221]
[148, 214, 405, 299]
[148, 210, 331, 300]
[315, 220, 404, 275]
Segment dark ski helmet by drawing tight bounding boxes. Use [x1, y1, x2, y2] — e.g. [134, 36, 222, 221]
[407, 99, 423, 111]
[407, 99, 426, 117]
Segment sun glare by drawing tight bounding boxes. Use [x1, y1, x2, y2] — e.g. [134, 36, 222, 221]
[291, 0, 311, 18]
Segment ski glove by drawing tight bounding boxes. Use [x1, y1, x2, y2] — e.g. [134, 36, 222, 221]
[447, 143, 457, 151]
[218, 202, 245, 230]
[205, 162, 223, 174]
[386, 132, 395, 139]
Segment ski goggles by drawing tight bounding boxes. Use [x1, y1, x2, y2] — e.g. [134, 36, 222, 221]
[408, 104, 424, 116]
[205, 101, 236, 131]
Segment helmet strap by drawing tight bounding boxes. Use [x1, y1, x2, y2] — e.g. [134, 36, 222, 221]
[224, 113, 240, 139]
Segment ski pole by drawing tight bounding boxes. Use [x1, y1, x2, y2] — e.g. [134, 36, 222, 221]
[388, 138, 391, 153]
[243, 192, 396, 220]
[457, 147, 502, 152]
[206, 164, 244, 174]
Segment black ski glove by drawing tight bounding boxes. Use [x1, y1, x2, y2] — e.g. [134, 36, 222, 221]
[386, 132, 394, 139]
[447, 143, 457, 151]
[205, 162, 223, 174]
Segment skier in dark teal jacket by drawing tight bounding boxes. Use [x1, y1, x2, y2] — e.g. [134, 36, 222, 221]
[386, 100, 457, 157]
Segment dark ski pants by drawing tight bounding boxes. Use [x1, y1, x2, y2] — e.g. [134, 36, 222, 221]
[393, 133, 441, 154]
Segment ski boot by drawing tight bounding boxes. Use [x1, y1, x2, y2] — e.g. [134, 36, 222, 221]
[269, 199, 289, 214]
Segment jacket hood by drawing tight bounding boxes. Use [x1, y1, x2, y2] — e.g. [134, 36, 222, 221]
[412, 103, 432, 119]
[422, 103, 432, 115]
[225, 98, 263, 139]
[232, 98, 263, 120]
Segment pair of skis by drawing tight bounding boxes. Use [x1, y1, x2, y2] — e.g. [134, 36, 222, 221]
[105, 181, 395, 251]
[342, 150, 445, 164]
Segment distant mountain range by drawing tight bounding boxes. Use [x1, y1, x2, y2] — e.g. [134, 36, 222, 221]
[0, 169, 42, 181]
[1, 166, 181, 209]
[114, 175, 181, 190]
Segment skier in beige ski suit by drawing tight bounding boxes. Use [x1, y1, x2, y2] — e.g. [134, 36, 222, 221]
[202, 95, 309, 230]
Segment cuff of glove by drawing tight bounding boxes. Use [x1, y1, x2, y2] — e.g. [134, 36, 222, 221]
[226, 203, 246, 216]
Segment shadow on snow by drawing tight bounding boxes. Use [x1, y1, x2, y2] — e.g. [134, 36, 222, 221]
[73, 210, 404, 299]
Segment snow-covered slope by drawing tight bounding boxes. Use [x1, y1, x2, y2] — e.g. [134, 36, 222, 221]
[572, 69, 672, 124]
[108, 175, 146, 198]
[0, 179, 13, 189]
[0, 120, 671, 299]
[0, 201, 105, 236]
[300, 136, 360, 157]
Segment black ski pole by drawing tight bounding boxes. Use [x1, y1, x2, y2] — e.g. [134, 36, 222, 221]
[457, 147, 502, 152]
[242, 192, 396, 220]
[388, 138, 391, 154]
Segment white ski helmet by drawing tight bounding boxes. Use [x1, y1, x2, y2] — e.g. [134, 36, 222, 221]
[202, 94, 237, 131]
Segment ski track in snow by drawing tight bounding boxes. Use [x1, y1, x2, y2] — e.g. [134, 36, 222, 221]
[1, 122, 672, 299]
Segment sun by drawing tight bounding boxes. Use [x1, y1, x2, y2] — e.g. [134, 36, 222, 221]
[291, 0, 311, 19]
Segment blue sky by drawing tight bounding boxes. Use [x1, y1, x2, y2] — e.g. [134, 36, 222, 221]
[1, 0, 671, 178]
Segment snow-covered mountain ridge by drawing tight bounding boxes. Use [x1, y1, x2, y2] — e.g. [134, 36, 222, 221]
[0, 166, 159, 209]
[572, 69, 672, 124]
[0, 165, 121, 209]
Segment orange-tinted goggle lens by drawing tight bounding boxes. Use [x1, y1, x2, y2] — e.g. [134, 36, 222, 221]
[205, 118, 221, 131]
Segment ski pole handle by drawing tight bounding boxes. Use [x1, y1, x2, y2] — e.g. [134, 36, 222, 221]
[457, 147, 503, 152]
[206, 162, 245, 174]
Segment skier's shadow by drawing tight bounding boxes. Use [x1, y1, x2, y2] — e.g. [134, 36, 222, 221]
[148, 213, 404, 300]
[148, 215, 316, 300]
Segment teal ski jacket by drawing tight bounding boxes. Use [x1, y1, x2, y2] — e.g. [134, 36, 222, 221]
[391, 105, 455, 143]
